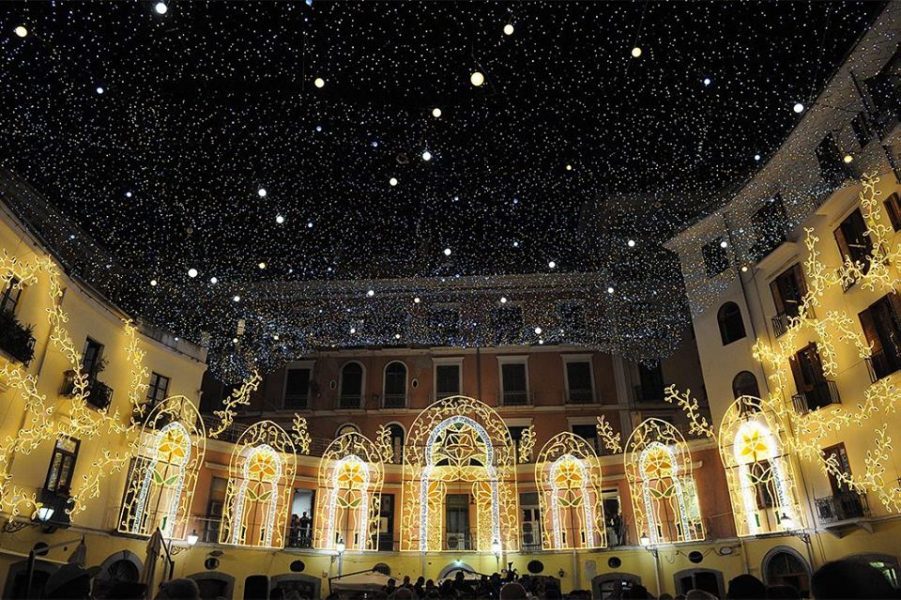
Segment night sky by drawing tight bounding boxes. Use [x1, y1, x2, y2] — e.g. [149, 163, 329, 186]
[0, 1, 885, 378]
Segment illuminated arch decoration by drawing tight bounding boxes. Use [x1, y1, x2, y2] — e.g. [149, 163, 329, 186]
[401, 396, 518, 553]
[314, 432, 384, 551]
[220, 421, 296, 548]
[719, 396, 804, 537]
[118, 396, 205, 539]
[535, 432, 605, 550]
[625, 419, 704, 544]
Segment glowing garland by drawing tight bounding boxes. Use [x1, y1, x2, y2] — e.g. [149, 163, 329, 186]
[291, 414, 312, 455]
[518, 425, 536, 463]
[595, 415, 622, 454]
[207, 370, 262, 439]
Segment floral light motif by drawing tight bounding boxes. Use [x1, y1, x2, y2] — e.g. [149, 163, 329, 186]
[401, 396, 518, 553]
[625, 418, 704, 545]
[220, 420, 296, 548]
[315, 431, 384, 551]
[536, 432, 605, 550]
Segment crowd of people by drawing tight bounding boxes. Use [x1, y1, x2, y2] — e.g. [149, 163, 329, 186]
[25, 557, 901, 599]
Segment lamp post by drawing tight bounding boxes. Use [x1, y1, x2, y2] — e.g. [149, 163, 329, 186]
[639, 534, 661, 597]
[336, 538, 346, 577]
[168, 530, 199, 557]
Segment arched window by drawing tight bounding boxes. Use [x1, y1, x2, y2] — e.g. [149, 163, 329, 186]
[717, 302, 747, 345]
[383, 362, 407, 408]
[336, 423, 360, 437]
[339, 362, 364, 409]
[387, 423, 404, 464]
[762, 547, 811, 597]
[732, 371, 761, 399]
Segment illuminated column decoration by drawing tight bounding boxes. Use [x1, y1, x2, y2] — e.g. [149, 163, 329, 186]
[535, 432, 606, 550]
[400, 396, 519, 553]
[718, 396, 804, 537]
[625, 419, 704, 544]
[314, 431, 384, 551]
[220, 420, 296, 548]
[118, 396, 206, 539]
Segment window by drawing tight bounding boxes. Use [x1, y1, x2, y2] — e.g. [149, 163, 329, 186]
[770, 263, 807, 336]
[146, 372, 170, 406]
[336, 423, 360, 437]
[490, 305, 523, 345]
[519, 491, 541, 551]
[763, 548, 811, 597]
[750, 195, 789, 261]
[790, 344, 839, 412]
[820, 442, 866, 520]
[859, 293, 901, 381]
[717, 302, 747, 345]
[564, 358, 594, 403]
[571, 424, 600, 454]
[383, 362, 407, 408]
[82, 337, 104, 378]
[815, 133, 850, 187]
[851, 112, 874, 148]
[387, 424, 404, 464]
[44, 436, 80, 495]
[499, 358, 529, 405]
[434, 359, 462, 399]
[702, 238, 729, 278]
[675, 569, 724, 598]
[732, 371, 761, 399]
[203, 476, 227, 542]
[834, 209, 874, 282]
[338, 362, 364, 409]
[884, 193, 901, 232]
[0, 278, 22, 315]
[636, 363, 664, 402]
[284, 367, 311, 409]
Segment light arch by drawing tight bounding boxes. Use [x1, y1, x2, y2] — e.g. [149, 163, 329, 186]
[625, 418, 704, 544]
[220, 420, 296, 548]
[400, 396, 519, 553]
[118, 395, 206, 539]
[314, 431, 384, 551]
[719, 395, 803, 536]
[535, 432, 606, 550]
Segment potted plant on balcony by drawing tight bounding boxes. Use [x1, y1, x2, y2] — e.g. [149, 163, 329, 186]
[0, 309, 35, 364]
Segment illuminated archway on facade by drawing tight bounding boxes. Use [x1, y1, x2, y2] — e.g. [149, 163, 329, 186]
[220, 421, 296, 548]
[719, 395, 803, 536]
[401, 396, 518, 552]
[118, 396, 206, 539]
[314, 431, 384, 551]
[625, 418, 704, 544]
[536, 432, 605, 550]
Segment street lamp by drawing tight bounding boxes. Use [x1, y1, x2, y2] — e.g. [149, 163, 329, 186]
[186, 530, 199, 546]
[639, 533, 651, 547]
[36, 506, 55, 523]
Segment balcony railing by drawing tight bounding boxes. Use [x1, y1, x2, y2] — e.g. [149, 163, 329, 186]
[633, 384, 665, 403]
[815, 492, 869, 524]
[866, 350, 901, 383]
[38, 488, 72, 528]
[772, 311, 794, 338]
[383, 393, 406, 408]
[501, 390, 530, 406]
[566, 388, 595, 404]
[792, 380, 841, 414]
[283, 394, 309, 410]
[338, 395, 362, 409]
[61, 370, 113, 411]
[0, 310, 35, 364]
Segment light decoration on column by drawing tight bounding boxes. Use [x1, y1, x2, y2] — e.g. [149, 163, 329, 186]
[535, 432, 605, 550]
[718, 395, 803, 536]
[207, 370, 262, 439]
[518, 425, 536, 463]
[118, 395, 206, 538]
[595, 415, 622, 454]
[314, 431, 384, 551]
[220, 420, 296, 548]
[624, 418, 704, 545]
[291, 414, 312, 455]
[400, 396, 519, 553]
[375, 424, 394, 464]
[0, 254, 150, 520]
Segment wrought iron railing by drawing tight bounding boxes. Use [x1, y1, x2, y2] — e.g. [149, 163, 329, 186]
[815, 492, 869, 524]
[383, 393, 406, 408]
[792, 380, 841, 414]
[566, 389, 595, 404]
[501, 390, 530, 406]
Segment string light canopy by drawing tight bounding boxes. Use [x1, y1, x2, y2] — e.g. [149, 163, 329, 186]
[0, 2, 882, 381]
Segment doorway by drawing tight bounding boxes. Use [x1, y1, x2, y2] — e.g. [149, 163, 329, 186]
[446, 493, 471, 550]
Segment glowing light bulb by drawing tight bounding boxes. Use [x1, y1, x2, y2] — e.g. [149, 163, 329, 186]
[422, 150, 432, 161]
[389, 177, 398, 186]
[150, 279, 158, 287]
[720, 240, 728, 248]
[703, 77, 711, 86]
[350, 327, 356, 334]
[96, 86, 105, 94]
[210, 276, 218, 284]
[503, 23, 514, 35]
[754, 154, 761, 161]
[843, 154, 853, 164]
[413, 297, 421, 304]
[187, 268, 198, 278]
[14, 26, 28, 38]
[258, 262, 266, 270]
[257, 187, 267, 198]
[395, 333, 401, 339]
[500, 297, 507, 304]
[627, 239, 636, 248]
[432, 108, 442, 118]
[548, 260, 556, 269]
[314, 77, 325, 88]
[367, 289, 375, 297]
[607, 286, 615, 294]
[276, 214, 285, 224]
[793, 102, 804, 114]
[233, 295, 241, 302]
[631, 47, 642, 58]
[470, 71, 485, 87]
[443, 247, 451, 256]
[154, 2, 167, 15]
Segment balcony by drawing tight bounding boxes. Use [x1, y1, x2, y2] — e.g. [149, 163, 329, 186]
[792, 380, 841, 414]
[866, 350, 901, 383]
[815, 492, 871, 537]
[501, 390, 530, 406]
[771, 312, 792, 338]
[38, 488, 72, 529]
[382, 393, 406, 408]
[283, 394, 309, 410]
[61, 370, 113, 411]
[566, 388, 595, 404]
[0, 310, 35, 364]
